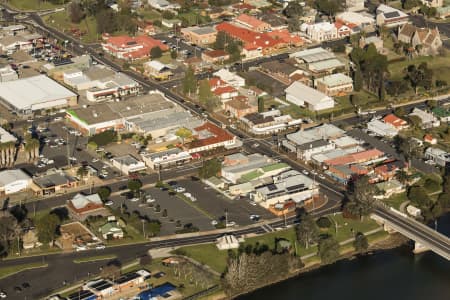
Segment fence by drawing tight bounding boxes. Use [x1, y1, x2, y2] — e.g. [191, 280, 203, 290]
[183, 284, 221, 300]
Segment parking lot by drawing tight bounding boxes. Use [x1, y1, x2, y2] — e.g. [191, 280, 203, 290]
[153, 32, 205, 58]
[240, 70, 288, 97]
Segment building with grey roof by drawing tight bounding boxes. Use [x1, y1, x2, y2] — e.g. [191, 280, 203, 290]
[112, 155, 146, 175]
[315, 73, 353, 96]
[221, 153, 273, 184]
[32, 169, 79, 196]
[142, 148, 192, 169]
[0, 75, 78, 114]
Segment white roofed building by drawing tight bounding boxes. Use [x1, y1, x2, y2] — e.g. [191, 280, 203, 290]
[0, 75, 77, 114]
[285, 81, 335, 111]
[112, 155, 146, 175]
[213, 69, 246, 87]
[315, 73, 353, 96]
[302, 22, 338, 42]
[0, 169, 31, 195]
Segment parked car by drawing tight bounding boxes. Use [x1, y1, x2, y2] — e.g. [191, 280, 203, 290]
[130, 197, 140, 202]
[0, 291, 7, 298]
[211, 220, 218, 226]
[302, 170, 309, 175]
[318, 174, 325, 179]
[175, 186, 186, 193]
[95, 244, 106, 250]
[249, 201, 257, 206]
[226, 221, 236, 227]
[104, 200, 114, 206]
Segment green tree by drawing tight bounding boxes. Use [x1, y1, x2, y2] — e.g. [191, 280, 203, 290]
[258, 97, 265, 113]
[150, 46, 163, 59]
[36, 214, 61, 246]
[175, 127, 192, 144]
[77, 166, 88, 180]
[69, 2, 85, 23]
[318, 235, 340, 264]
[198, 158, 221, 178]
[97, 186, 111, 201]
[353, 232, 368, 254]
[127, 179, 142, 195]
[353, 65, 363, 91]
[284, 1, 303, 17]
[345, 176, 378, 219]
[214, 31, 227, 50]
[408, 186, 432, 209]
[315, 0, 343, 16]
[170, 50, 177, 59]
[295, 214, 319, 249]
[182, 66, 197, 96]
[198, 79, 216, 110]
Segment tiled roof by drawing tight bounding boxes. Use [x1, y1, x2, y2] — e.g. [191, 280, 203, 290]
[213, 85, 237, 96]
[216, 22, 282, 50]
[325, 149, 384, 166]
[235, 14, 269, 30]
[383, 114, 407, 128]
[185, 122, 234, 149]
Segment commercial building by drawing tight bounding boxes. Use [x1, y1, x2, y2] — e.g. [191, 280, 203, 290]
[217, 235, 240, 250]
[240, 110, 302, 135]
[260, 61, 302, 84]
[182, 122, 238, 154]
[409, 107, 441, 128]
[31, 169, 79, 196]
[335, 12, 375, 28]
[0, 75, 77, 114]
[224, 96, 258, 118]
[376, 4, 409, 28]
[234, 14, 271, 32]
[213, 69, 246, 87]
[383, 114, 409, 130]
[290, 47, 345, 75]
[315, 73, 353, 96]
[0, 169, 31, 195]
[101, 34, 168, 60]
[67, 193, 109, 221]
[202, 50, 230, 64]
[285, 81, 335, 111]
[0, 65, 18, 82]
[181, 26, 217, 46]
[112, 155, 146, 175]
[367, 119, 399, 137]
[143, 60, 173, 80]
[142, 148, 192, 170]
[302, 22, 338, 42]
[221, 153, 273, 184]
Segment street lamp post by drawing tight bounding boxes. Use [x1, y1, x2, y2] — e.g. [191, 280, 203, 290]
[141, 219, 146, 238]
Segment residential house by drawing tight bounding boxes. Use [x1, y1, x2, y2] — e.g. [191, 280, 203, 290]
[315, 73, 353, 96]
[335, 22, 357, 38]
[31, 169, 79, 196]
[235, 14, 271, 32]
[295, 139, 336, 161]
[144, 60, 173, 80]
[213, 69, 246, 87]
[409, 107, 440, 128]
[162, 19, 182, 29]
[397, 24, 442, 56]
[425, 147, 450, 167]
[424, 134, 437, 144]
[112, 155, 146, 175]
[376, 4, 409, 28]
[374, 160, 406, 181]
[202, 50, 230, 64]
[302, 22, 338, 42]
[432, 107, 450, 122]
[383, 113, 409, 130]
[101, 34, 168, 60]
[99, 221, 124, 240]
[421, 0, 443, 8]
[148, 0, 181, 10]
[260, 61, 302, 84]
[285, 81, 335, 111]
[375, 180, 405, 199]
[67, 193, 109, 221]
[224, 96, 258, 118]
[180, 26, 217, 46]
[213, 85, 239, 100]
[437, 6, 450, 19]
[346, 0, 365, 11]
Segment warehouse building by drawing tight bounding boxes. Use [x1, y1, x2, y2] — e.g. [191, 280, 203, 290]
[0, 75, 77, 114]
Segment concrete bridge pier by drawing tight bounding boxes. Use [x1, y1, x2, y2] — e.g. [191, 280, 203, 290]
[413, 242, 430, 254]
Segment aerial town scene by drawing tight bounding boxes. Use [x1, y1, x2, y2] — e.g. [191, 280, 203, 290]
[0, 0, 448, 299]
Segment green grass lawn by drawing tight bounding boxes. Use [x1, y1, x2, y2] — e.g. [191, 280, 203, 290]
[138, 8, 161, 21]
[0, 262, 48, 279]
[176, 215, 382, 273]
[388, 53, 450, 83]
[73, 254, 117, 264]
[43, 11, 99, 43]
[384, 192, 409, 210]
[8, 0, 62, 10]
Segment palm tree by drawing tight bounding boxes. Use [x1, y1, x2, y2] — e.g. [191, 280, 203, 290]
[24, 138, 40, 162]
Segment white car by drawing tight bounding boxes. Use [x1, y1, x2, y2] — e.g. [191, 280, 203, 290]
[95, 244, 106, 250]
[0, 291, 7, 298]
[130, 197, 140, 202]
[211, 220, 218, 226]
[146, 198, 156, 203]
[318, 174, 325, 179]
[69, 157, 77, 161]
[226, 221, 236, 227]
[105, 200, 114, 206]
[92, 158, 99, 163]
[302, 170, 309, 175]
[311, 170, 318, 175]
[175, 186, 186, 193]
[75, 246, 87, 252]
[249, 201, 257, 206]
[96, 147, 105, 152]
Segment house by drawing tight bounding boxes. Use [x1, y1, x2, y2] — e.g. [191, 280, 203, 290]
[375, 180, 405, 199]
[101, 34, 168, 60]
[162, 19, 182, 29]
[397, 24, 442, 56]
[148, 0, 180, 11]
[336, 12, 375, 30]
[142, 148, 192, 170]
[421, 0, 443, 8]
[99, 221, 124, 240]
[213, 85, 239, 100]
[213, 69, 246, 87]
[346, 0, 365, 12]
[67, 193, 109, 221]
[260, 13, 288, 30]
[84, 279, 115, 298]
[144, 60, 173, 80]
[367, 119, 399, 137]
[424, 134, 437, 144]
[180, 26, 217, 46]
[112, 155, 146, 175]
[202, 50, 230, 64]
[224, 96, 258, 118]
[235, 14, 271, 32]
[335, 22, 357, 38]
[240, 110, 302, 135]
[0, 169, 31, 195]
[315, 73, 353, 96]
[383, 114, 408, 130]
[296, 139, 336, 161]
[216, 234, 240, 250]
[359, 36, 384, 52]
[376, 4, 409, 28]
[437, 6, 450, 19]
[425, 147, 450, 167]
[221, 153, 273, 183]
[374, 160, 406, 181]
[407, 205, 422, 217]
[302, 22, 338, 42]
[285, 81, 335, 111]
[409, 107, 440, 128]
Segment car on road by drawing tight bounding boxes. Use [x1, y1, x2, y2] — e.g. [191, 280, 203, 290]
[318, 174, 325, 179]
[54, 117, 62, 121]
[130, 197, 140, 202]
[92, 158, 99, 163]
[95, 244, 106, 250]
[76, 246, 87, 251]
[22, 282, 30, 289]
[211, 220, 218, 226]
[0, 291, 7, 298]
[175, 186, 186, 193]
[249, 201, 257, 206]
[311, 170, 318, 175]
[249, 214, 260, 221]
[105, 200, 114, 206]
[252, 143, 259, 148]
[96, 147, 105, 152]
[226, 221, 236, 227]
[302, 170, 309, 175]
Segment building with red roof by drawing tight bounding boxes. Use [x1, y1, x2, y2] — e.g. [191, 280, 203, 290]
[325, 149, 385, 166]
[383, 114, 409, 130]
[101, 34, 169, 60]
[215, 22, 286, 56]
[183, 122, 237, 154]
[213, 85, 239, 100]
[266, 29, 304, 47]
[235, 14, 271, 32]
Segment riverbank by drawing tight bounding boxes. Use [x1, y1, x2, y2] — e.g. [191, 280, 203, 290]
[223, 233, 406, 300]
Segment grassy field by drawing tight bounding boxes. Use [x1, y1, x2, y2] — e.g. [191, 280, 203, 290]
[73, 254, 117, 264]
[43, 11, 99, 43]
[138, 8, 161, 21]
[384, 192, 409, 210]
[388, 53, 450, 83]
[7, 0, 62, 10]
[176, 214, 382, 273]
[0, 262, 48, 279]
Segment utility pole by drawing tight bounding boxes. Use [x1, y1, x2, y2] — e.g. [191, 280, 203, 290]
[225, 208, 228, 226]
[66, 131, 70, 168]
[141, 219, 146, 238]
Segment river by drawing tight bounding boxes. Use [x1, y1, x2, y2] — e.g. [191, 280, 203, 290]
[238, 213, 450, 300]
